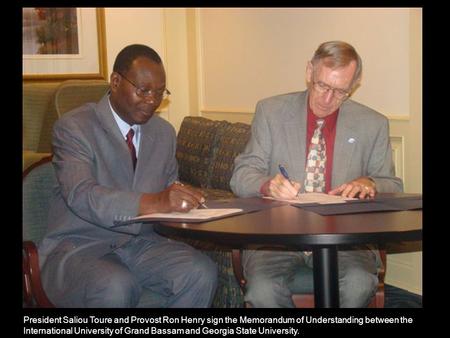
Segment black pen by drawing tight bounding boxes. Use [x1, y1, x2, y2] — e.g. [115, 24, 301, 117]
[278, 165, 300, 197]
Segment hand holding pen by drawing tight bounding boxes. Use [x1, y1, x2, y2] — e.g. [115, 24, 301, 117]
[266, 165, 301, 199]
[138, 181, 207, 215]
[173, 181, 208, 209]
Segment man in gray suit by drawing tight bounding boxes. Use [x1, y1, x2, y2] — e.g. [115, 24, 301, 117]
[39, 44, 218, 307]
[230, 41, 403, 307]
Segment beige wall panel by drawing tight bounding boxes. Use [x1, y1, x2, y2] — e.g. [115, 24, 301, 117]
[198, 8, 411, 117]
[202, 111, 254, 124]
[104, 8, 166, 76]
[104, 8, 170, 120]
[163, 9, 191, 131]
[386, 251, 422, 295]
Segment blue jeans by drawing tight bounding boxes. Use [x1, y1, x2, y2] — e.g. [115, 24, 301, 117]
[42, 233, 218, 308]
[243, 247, 378, 308]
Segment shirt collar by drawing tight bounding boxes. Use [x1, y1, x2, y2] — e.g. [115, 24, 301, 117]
[307, 99, 339, 132]
[108, 96, 140, 139]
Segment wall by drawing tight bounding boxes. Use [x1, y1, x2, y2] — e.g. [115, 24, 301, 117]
[102, 8, 422, 294]
[104, 8, 171, 121]
[196, 8, 412, 118]
[384, 9, 422, 294]
[104, 8, 196, 131]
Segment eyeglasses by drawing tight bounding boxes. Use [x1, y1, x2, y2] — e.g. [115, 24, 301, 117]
[312, 80, 350, 100]
[117, 72, 171, 100]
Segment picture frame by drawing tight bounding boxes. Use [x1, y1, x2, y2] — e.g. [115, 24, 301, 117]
[23, 8, 108, 82]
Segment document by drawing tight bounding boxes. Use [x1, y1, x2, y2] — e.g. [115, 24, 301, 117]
[113, 208, 244, 226]
[293, 193, 422, 215]
[134, 208, 243, 221]
[264, 192, 356, 205]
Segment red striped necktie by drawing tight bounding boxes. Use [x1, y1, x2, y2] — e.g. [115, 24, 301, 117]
[125, 128, 137, 170]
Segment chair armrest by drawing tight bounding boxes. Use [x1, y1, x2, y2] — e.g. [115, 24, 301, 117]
[23, 151, 51, 172]
[231, 249, 246, 289]
[22, 241, 54, 307]
[378, 249, 387, 284]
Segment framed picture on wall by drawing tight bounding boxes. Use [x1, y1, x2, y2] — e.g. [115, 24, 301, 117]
[23, 7, 108, 81]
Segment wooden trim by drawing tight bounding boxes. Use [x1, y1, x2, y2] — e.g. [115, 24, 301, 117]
[201, 108, 410, 121]
[23, 241, 54, 307]
[201, 108, 254, 115]
[23, 155, 55, 307]
[22, 155, 53, 180]
[96, 8, 109, 81]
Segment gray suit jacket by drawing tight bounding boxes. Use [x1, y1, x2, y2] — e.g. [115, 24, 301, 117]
[230, 90, 403, 197]
[38, 93, 178, 268]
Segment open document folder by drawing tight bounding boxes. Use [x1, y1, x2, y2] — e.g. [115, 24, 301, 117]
[264, 192, 357, 205]
[113, 208, 243, 226]
[265, 192, 422, 215]
[112, 197, 286, 227]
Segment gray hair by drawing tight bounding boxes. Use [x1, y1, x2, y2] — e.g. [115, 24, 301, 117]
[311, 41, 362, 87]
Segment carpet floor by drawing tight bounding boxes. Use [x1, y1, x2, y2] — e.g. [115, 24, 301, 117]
[384, 284, 422, 308]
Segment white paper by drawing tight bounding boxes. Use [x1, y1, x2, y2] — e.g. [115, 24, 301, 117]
[264, 192, 356, 204]
[133, 208, 243, 221]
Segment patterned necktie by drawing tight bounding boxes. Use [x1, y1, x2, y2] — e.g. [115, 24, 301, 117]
[126, 128, 137, 170]
[304, 119, 326, 192]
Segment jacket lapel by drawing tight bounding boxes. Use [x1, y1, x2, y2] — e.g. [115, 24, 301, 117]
[284, 92, 308, 184]
[332, 104, 358, 187]
[95, 94, 135, 184]
[132, 119, 156, 188]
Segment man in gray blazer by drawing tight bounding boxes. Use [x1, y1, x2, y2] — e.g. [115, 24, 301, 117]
[230, 41, 403, 307]
[39, 44, 218, 307]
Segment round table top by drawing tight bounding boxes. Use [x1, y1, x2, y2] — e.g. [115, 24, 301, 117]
[154, 204, 422, 248]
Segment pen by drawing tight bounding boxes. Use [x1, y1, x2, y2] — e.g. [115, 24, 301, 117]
[278, 164, 300, 197]
[174, 180, 208, 208]
[278, 165, 294, 185]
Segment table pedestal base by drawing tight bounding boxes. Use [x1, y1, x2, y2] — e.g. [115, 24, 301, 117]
[313, 246, 339, 308]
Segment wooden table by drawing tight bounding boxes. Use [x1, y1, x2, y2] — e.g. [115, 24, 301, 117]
[154, 199, 422, 308]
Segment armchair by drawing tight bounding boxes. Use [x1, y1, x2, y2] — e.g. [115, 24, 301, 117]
[22, 80, 110, 171]
[22, 156, 168, 308]
[22, 156, 56, 307]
